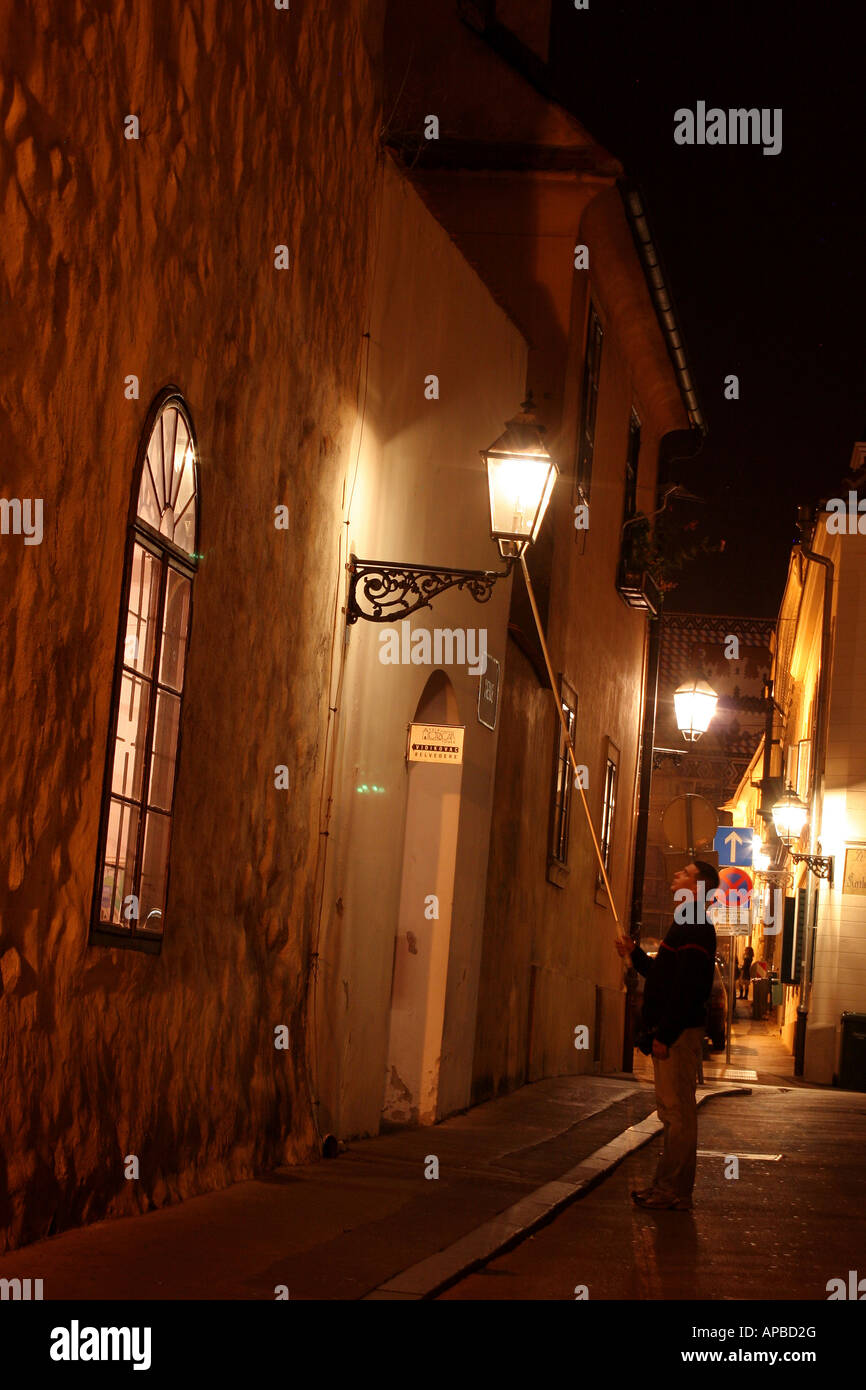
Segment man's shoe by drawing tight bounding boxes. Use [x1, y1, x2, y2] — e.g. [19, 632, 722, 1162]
[630, 1186, 657, 1203]
[632, 1190, 689, 1210]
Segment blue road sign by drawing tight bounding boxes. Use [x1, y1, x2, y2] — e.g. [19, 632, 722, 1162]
[714, 827, 755, 867]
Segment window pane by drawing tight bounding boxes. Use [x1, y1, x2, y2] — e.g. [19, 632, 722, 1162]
[124, 545, 161, 676]
[137, 453, 162, 530]
[168, 414, 188, 503]
[159, 570, 191, 691]
[170, 416, 197, 555]
[148, 690, 181, 810]
[139, 812, 171, 931]
[99, 798, 140, 924]
[135, 405, 198, 556]
[111, 672, 150, 801]
[172, 466, 196, 555]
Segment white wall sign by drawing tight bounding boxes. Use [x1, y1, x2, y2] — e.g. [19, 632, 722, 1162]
[407, 723, 465, 764]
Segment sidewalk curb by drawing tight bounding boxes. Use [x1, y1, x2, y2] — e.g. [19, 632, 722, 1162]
[362, 1084, 750, 1301]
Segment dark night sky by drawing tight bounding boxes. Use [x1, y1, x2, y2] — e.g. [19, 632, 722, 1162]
[548, 0, 865, 617]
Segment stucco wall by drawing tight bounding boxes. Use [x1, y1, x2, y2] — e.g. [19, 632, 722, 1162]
[0, 0, 384, 1250]
[312, 157, 527, 1139]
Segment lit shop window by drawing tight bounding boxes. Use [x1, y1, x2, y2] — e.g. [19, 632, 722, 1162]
[90, 394, 199, 951]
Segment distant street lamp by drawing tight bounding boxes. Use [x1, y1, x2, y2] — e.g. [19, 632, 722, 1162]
[771, 783, 834, 881]
[673, 677, 719, 742]
[753, 841, 773, 873]
[772, 785, 809, 847]
[346, 395, 556, 623]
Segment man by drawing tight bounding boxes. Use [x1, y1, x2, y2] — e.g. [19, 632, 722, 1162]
[616, 859, 719, 1211]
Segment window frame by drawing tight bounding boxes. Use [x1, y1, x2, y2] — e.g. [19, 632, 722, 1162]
[575, 302, 604, 504]
[547, 678, 577, 886]
[796, 738, 812, 804]
[89, 388, 200, 954]
[596, 739, 620, 904]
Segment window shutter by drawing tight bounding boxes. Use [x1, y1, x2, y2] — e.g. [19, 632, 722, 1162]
[780, 896, 797, 984]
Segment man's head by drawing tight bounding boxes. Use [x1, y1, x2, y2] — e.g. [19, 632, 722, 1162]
[670, 860, 721, 899]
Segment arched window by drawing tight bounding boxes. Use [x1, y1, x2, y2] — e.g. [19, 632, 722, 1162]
[90, 391, 200, 951]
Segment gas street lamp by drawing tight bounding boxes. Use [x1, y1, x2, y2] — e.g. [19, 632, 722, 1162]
[673, 677, 719, 742]
[346, 395, 556, 623]
[344, 396, 620, 924]
[771, 783, 834, 881]
[482, 400, 558, 558]
[771, 785, 809, 847]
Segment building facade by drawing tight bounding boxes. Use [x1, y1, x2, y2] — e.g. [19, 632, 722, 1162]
[0, 0, 703, 1251]
[726, 444, 866, 1084]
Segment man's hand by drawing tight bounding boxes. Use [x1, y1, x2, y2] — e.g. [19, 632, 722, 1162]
[615, 935, 635, 959]
[652, 1039, 670, 1060]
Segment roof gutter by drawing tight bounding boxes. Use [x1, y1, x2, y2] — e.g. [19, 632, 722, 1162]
[620, 181, 706, 436]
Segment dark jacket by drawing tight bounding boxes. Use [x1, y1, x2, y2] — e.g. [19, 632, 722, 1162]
[632, 917, 717, 1047]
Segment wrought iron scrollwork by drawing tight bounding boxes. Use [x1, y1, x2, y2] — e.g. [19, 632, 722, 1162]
[790, 853, 834, 883]
[346, 555, 513, 624]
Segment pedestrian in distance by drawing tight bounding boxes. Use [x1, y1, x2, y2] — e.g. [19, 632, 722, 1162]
[739, 943, 754, 1000]
[616, 859, 720, 1212]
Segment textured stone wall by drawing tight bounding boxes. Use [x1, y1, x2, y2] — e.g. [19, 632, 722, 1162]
[0, 0, 384, 1251]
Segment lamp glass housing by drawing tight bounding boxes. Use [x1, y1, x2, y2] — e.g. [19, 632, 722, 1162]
[673, 678, 718, 742]
[482, 402, 557, 558]
[772, 787, 808, 845]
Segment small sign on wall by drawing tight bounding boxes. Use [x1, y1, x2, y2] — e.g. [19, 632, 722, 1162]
[842, 845, 866, 895]
[407, 723, 465, 764]
[478, 656, 501, 730]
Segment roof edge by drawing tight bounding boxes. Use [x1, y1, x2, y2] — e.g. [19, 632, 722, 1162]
[620, 181, 706, 436]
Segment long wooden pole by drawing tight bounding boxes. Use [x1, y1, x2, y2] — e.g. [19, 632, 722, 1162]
[519, 552, 620, 930]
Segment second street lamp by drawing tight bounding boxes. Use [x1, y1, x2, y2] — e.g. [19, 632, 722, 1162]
[772, 783, 834, 882]
[772, 785, 809, 847]
[673, 677, 719, 742]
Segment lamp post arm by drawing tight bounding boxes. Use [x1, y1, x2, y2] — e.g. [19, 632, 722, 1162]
[346, 554, 513, 624]
[519, 553, 620, 928]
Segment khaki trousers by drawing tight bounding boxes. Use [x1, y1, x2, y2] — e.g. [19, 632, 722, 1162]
[651, 1025, 704, 1201]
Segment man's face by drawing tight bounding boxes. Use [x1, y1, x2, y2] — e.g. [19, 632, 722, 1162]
[671, 862, 700, 897]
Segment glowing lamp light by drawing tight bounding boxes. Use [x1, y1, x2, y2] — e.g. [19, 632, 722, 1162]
[772, 785, 808, 846]
[754, 841, 772, 872]
[673, 678, 718, 742]
[482, 396, 558, 558]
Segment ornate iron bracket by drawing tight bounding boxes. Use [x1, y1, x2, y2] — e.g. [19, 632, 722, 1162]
[652, 746, 684, 769]
[790, 852, 834, 883]
[346, 554, 514, 624]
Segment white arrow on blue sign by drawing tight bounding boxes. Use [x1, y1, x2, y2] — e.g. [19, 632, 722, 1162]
[713, 827, 755, 867]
